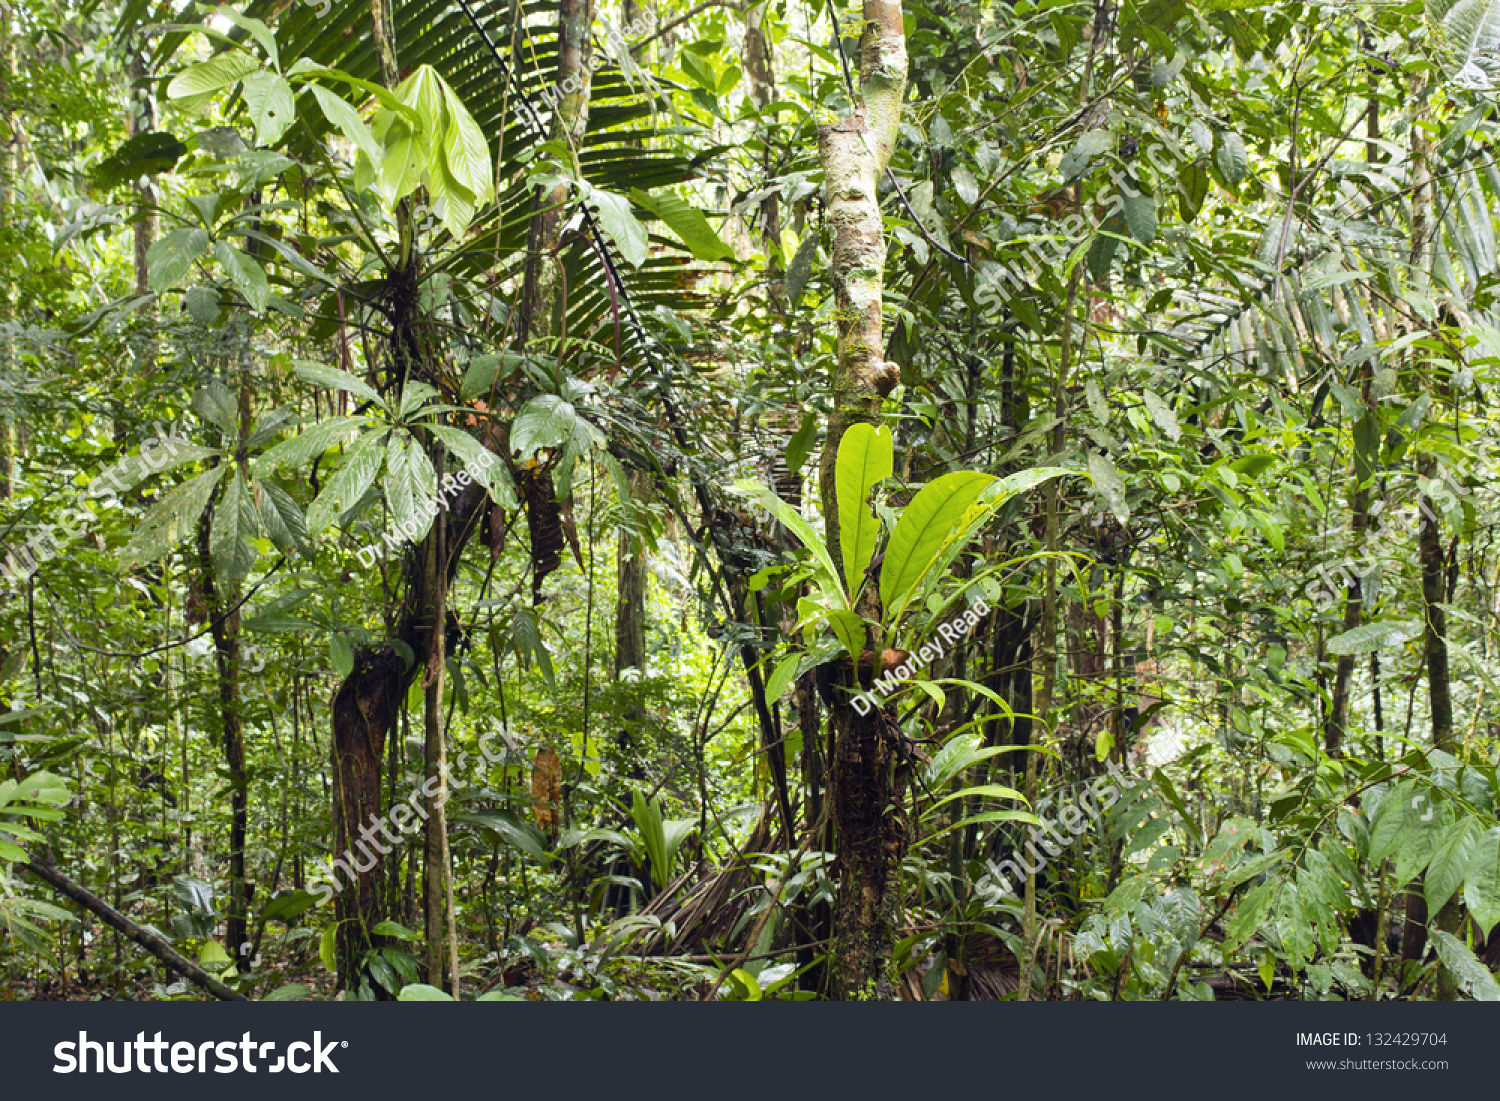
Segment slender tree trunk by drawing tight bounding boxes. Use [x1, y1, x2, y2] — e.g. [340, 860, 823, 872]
[420, 469, 459, 994]
[521, 0, 595, 346]
[815, 0, 907, 1001]
[197, 502, 247, 959]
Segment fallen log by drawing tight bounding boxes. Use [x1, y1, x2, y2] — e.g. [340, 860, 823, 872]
[23, 858, 247, 1002]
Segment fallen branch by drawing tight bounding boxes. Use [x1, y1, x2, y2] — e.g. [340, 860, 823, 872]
[23, 858, 248, 1002]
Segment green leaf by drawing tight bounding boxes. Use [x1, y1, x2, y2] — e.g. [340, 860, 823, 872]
[732, 480, 845, 605]
[213, 241, 270, 314]
[93, 131, 186, 190]
[1465, 826, 1500, 937]
[763, 653, 802, 702]
[193, 381, 238, 435]
[1178, 160, 1209, 222]
[1088, 451, 1129, 523]
[371, 920, 420, 941]
[166, 53, 260, 115]
[826, 609, 867, 662]
[318, 923, 338, 973]
[440, 80, 493, 205]
[925, 808, 1040, 841]
[377, 130, 424, 204]
[306, 430, 387, 534]
[329, 634, 354, 678]
[926, 783, 1025, 813]
[785, 410, 818, 474]
[396, 983, 454, 1001]
[147, 228, 210, 295]
[308, 86, 382, 166]
[1428, 0, 1500, 89]
[215, 8, 280, 69]
[264, 983, 314, 1002]
[423, 426, 517, 510]
[1427, 819, 1478, 914]
[879, 472, 995, 615]
[1141, 390, 1180, 442]
[1327, 620, 1421, 656]
[588, 188, 650, 268]
[384, 431, 437, 542]
[1431, 929, 1500, 999]
[1215, 130, 1248, 190]
[453, 811, 550, 863]
[1121, 184, 1157, 244]
[211, 470, 261, 583]
[257, 479, 311, 556]
[121, 467, 226, 568]
[630, 188, 734, 261]
[242, 71, 296, 148]
[253, 416, 365, 474]
[510, 395, 600, 459]
[836, 423, 893, 598]
[293, 360, 384, 408]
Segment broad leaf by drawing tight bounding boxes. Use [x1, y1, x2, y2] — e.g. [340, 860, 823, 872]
[146, 228, 210, 295]
[588, 188, 650, 268]
[836, 423, 893, 598]
[242, 71, 296, 147]
[880, 471, 995, 615]
[306, 430, 387, 534]
[384, 431, 438, 542]
[121, 467, 226, 567]
[211, 470, 261, 583]
[166, 53, 260, 115]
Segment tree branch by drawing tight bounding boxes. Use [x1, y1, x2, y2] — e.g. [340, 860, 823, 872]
[23, 857, 248, 1002]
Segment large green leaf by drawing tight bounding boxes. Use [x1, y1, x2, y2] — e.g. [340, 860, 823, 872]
[242, 71, 296, 147]
[211, 470, 262, 582]
[383, 431, 438, 541]
[1327, 620, 1422, 656]
[733, 480, 844, 605]
[423, 425, 518, 510]
[214, 241, 270, 313]
[121, 467, 226, 567]
[252, 415, 365, 473]
[836, 423, 893, 599]
[306, 430, 387, 535]
[293, 360, 384, 408]
[1429, 0, 1500, 89]
[166, 52, 260, 115]
[1465, 826, 1500, 937]
[1427, 818, 1478, 913]
[146, 228, 210, 295]
[629, 188, 733, 261]
[1431, 929, 1500, 1000]
[588, 187, 649, 268]
[307, 85, 383, 166]
[879, 471, 995, 615]
[257, 479, 311, 556]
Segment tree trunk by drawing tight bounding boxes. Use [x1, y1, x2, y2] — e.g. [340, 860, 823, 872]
[196, 501, 247, 961]
[815, 0, 907, 1001]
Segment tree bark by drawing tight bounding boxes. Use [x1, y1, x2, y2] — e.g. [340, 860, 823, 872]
[815, 0, 907, 1001]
